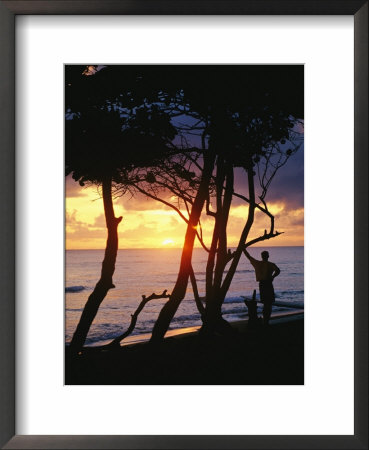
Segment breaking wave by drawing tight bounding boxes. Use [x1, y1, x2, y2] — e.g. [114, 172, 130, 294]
[65, 285, 86, 293]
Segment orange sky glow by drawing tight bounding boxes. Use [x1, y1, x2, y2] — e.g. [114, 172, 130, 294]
[66, 180, 304, 250]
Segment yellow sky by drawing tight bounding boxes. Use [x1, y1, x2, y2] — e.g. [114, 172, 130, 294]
[66, 182, 304, 250]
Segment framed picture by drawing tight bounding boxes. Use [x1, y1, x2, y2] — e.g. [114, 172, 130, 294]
[0, 1, 367, 449]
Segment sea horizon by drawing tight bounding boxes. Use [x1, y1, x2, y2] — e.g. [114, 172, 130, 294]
[66, 245, 304, 251]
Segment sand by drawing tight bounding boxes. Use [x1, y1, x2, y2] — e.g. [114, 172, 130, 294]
[65, 314, 304, 385]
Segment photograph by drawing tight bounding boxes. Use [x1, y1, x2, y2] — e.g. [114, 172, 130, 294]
[65, 64, 304, 385]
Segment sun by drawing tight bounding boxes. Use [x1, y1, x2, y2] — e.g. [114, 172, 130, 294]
[162, 239, 175, 246]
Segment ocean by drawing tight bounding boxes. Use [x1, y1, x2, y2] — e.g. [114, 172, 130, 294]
[65, 246, 304, 346]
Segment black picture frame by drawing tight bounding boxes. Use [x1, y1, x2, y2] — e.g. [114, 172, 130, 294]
[0, 1, 367, 449]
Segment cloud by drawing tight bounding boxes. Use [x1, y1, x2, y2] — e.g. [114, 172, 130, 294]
[121, 193, 162, 212]
[118, 222, 187, 248]
[66, 210, 106, 247]
[223, 201, 304, 247]
[67, 210, 96, 232]
[265, 149, 304, 208]
[92, 214, 106, 229]
[233, 144, 304, 210]
[65, 174, 94, 198]
[65, 146, 304, 248]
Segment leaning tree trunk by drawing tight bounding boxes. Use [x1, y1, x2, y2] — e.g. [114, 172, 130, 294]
[218, 163, 256, 302]
[202, 159, 234, 333]
[150, 153, 215, 343]
[69, 176, 122, 353]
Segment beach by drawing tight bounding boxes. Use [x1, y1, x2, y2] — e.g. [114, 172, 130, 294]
[66, 247, 304, 346]
[65, 313, 304, 385]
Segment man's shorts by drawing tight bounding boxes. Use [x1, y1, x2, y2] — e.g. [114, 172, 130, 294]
[259, 280, 275, 303]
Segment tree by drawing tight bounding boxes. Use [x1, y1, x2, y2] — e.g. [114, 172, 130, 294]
[65, 66, 176, 353]
[147, 65, 304, 341]
[201, 122, 303, 333]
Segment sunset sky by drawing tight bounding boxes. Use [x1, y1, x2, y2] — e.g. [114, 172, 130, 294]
[66, 146, 304, 249]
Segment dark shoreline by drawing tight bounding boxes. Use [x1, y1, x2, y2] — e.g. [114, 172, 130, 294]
[65, 314, 304, 385]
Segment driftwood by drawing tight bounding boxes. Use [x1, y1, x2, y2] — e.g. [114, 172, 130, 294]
[106, 271, 207, 349]
[106, 290, 170, 347]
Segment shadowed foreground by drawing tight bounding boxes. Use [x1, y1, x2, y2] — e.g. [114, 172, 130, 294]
[65, 316, 304, 385]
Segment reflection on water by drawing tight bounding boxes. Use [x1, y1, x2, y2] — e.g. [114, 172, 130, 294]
[66, 246, 304, 345]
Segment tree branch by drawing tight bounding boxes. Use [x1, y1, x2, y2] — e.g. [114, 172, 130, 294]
[244, 230, 283, 249]
[106, 290, 171, 347]
[189, 265, 205, 316]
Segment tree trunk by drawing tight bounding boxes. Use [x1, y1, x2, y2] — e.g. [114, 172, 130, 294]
[205, 157, 225, 311]
[202, 160, 234, 332]
[202, 163, 256, 335]
[190, 266, 205, 317]
[69, 176, 122, 353]
[219, 164, 256, 301]
[150, 153, 215, 343]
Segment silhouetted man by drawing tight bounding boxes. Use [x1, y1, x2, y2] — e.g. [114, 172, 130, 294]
[244, 249, 280, 325]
